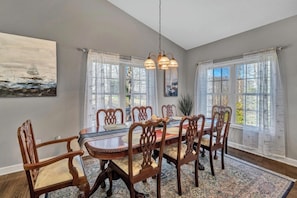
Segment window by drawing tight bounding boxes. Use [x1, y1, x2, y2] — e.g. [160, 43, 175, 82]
[196, 52, 275, 128]
[204, 61, 272, 127]
[195, 49, 285, 157]
[84, 51, 157, 127]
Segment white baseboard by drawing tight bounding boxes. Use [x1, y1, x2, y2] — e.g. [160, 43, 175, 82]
[0, 163, 23, 176]
[0, 153, 91, 176]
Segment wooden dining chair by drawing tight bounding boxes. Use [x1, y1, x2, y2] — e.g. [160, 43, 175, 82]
[211, 105, 232, 154]
[17, 120, 90, 198]
[107, 118, 167, 198]
[131, 106, 153, 122]
[96, 108, 124, 126]
[161, 115, 205, 195]
[161, 104, 177, 118]
[199, 106, 232, 176]
[96, 108, 124, 187]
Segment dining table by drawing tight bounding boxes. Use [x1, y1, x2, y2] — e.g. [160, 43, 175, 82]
[78, 117, 211, 197]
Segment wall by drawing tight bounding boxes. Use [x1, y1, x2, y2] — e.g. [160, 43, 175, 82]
[0, 0, 185, 169]
[186, 15, 297, 161]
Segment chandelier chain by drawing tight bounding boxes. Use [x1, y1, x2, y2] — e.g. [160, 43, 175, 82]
[159, 0, 161, 53]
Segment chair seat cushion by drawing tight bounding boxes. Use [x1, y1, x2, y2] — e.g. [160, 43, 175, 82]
[112, 153, 158, 176]
[201, 134, 222, 147]
[163, 143, 196, 159]
[34, 156, 85, 190]
[201, 134, 211, 147]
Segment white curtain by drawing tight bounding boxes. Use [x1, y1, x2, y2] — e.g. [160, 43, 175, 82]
[147, 68, 159, 115]
[83, 51, 120, 127]
[194, 60, 213, 116]
[242, 50, 286, 158]
[83, 50, 158, 128]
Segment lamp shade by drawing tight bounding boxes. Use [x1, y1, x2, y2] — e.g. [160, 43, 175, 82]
[168, 58, 178, 68]
[158, 55, 170, 70]
[144, 57, 156, 69]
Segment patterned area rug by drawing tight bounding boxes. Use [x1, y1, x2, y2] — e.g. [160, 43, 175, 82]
[48, 154, 295, 198]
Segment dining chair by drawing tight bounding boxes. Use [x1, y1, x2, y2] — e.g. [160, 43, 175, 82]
[161, 104, 177, 118]
[198, 106, 232, 176]
[96, 108, 124, 187]
[211, 105, 232, 154]
[96, 108, 124, 126]
[17, 120, 90, 198]
[131, 106, 153, 122]
[161, 115, 205, 195]
[107, 118, 167, 198]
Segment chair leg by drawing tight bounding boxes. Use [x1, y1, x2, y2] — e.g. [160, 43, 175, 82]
[225, 138, 228, 154]
[129, 183, 135, 198]
[221, 149, 225, 170]
[78, 182, 90, 198]
[214, 150, 218, 160]
[157, 173, 161, 198]
[177, 166, 182, 196]
[194, 160, 199, 187]
[209, 151, 215, 176]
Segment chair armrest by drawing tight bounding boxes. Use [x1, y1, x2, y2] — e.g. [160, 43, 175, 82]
[23, 149, 83, 171]
[36, 136, 79, 152]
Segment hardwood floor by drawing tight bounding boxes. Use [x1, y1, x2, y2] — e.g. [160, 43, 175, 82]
[0, 147, 296, 198]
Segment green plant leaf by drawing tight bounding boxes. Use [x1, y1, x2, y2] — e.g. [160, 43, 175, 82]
[178, 94, 193, 116]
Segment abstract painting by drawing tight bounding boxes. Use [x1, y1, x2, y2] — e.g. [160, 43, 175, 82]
[0, 32, 57, 97]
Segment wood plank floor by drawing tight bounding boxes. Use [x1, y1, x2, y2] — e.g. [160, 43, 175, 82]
[0, 147, 296, 198]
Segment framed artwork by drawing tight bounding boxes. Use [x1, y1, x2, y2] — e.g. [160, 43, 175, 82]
[164, 68, 178, 97]
[0, 32, 57, 97]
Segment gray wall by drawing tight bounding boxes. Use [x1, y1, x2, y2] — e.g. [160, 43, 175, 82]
[0, 0, 185, 168]
[186, 15, 297, 160]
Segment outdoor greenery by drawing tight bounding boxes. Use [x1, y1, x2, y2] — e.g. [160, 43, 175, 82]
[178, 94, 193, 116]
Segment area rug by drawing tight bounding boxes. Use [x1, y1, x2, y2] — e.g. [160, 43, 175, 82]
[48, 154, 295, 198]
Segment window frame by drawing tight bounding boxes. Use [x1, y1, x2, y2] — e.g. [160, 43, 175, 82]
[203, 58, 272, 129]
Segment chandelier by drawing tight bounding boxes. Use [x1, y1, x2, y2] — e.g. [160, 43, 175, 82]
[144, 0, 178, 70]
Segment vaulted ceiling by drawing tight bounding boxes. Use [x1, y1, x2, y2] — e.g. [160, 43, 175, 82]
[108, 0, 297, 50]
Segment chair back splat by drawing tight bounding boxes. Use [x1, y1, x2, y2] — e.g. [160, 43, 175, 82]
[131, 106, 153, 122]
[96, 108, 124, 126]
[161, 104, 177, 118]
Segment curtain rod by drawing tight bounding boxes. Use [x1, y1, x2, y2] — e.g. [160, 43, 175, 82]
[76, 48, 144, 61]
[196, 46, 286, 66]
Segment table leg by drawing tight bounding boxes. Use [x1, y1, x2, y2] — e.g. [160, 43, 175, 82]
[89, 166, 109, 196]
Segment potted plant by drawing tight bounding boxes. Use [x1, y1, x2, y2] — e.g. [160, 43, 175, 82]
[178, 94, 193, 116]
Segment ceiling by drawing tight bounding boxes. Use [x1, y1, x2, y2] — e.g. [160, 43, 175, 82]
[108, 0, 297, 50]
